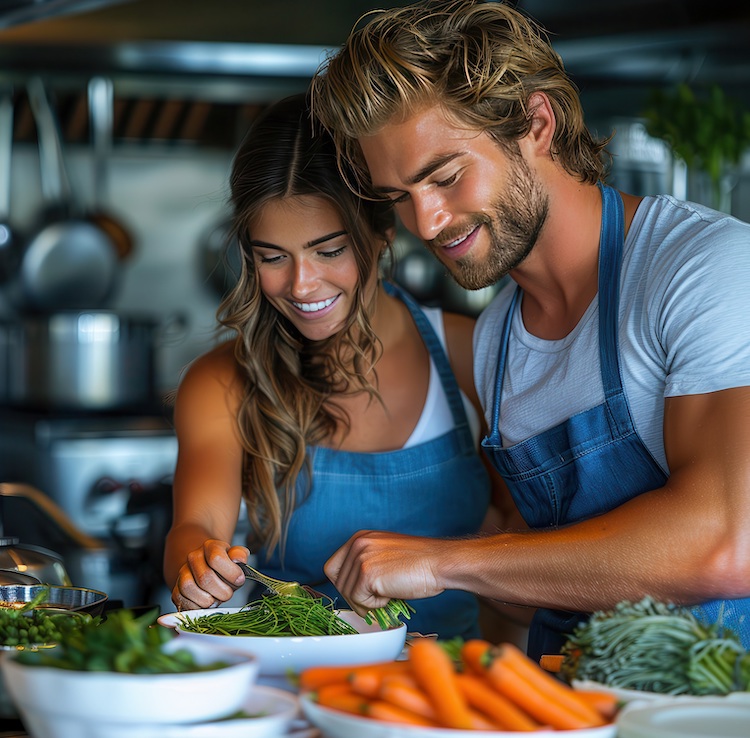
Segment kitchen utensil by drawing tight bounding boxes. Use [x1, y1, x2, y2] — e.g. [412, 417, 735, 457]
[5, 311, 160, 410]
[17, 77, 118, 312]
[0, 88, 23, 285]
[0, 584, 108, 616]
[238, 562, 324, 599]
[86, 76, 134, 261]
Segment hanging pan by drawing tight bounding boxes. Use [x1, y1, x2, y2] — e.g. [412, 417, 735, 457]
[13, 77, 119, 313]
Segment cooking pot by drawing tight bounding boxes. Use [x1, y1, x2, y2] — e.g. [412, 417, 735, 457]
[5, 311, 162, 410]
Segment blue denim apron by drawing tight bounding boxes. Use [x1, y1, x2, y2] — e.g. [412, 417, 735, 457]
[482, 183, 750, 659]
[257, 282, 491, 639]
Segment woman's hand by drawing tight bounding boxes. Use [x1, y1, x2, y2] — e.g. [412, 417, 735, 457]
[171, 540, 250, 610]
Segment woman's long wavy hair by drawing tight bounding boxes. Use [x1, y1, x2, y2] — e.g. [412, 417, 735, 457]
[220, 94, 395, 559]
[311, 0, 611, 195]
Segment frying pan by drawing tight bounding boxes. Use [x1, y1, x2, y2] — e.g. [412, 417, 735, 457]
[0, 89, 23, 284]
[86, 76, 134, 261]
[17, 77, 118, 312]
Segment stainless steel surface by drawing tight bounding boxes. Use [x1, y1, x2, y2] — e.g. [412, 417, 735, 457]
[0, 583, 108, 614]
[5, 311, 158, 409]
[0, 1, 747, 120]
[0, 90, 22, 285]
[0, 540, 70, 587]
[19, 77, 119, 312]
[0, 571, 40, 586]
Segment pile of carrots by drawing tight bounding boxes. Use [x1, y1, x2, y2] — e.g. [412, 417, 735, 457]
[299, 638, 619, 732]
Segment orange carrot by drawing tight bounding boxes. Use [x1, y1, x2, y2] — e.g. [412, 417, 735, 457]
[366, 700, 440, 727]
[316, 681, 357, 703]
[468, 708, 504, 730]
[379, 674, 438, 720]
[461, 640, 604, 730]
[493, 642, 605, 726]
[349, 664, 403, 698]
[408, 637, 474, 730]
[315, 688, 369, 716]
[456, 672, 540, 732]
[298, 660, 408, 691]
[573, 689, 621, 721]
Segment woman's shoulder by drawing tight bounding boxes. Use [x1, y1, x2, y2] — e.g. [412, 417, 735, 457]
[177, 339, 243, 398]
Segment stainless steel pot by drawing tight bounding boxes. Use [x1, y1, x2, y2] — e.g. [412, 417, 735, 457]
[5, 311, 158, 410]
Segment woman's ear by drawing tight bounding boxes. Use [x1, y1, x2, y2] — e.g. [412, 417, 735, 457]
[383, 226, 397, 249]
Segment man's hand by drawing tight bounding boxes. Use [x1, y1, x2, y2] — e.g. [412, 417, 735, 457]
[324, 530, 445, 617]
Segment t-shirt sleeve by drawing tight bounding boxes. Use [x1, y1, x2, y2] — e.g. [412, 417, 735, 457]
[653, 214, 750, 397]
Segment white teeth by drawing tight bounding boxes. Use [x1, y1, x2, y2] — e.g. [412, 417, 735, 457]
[292, 296, 336, 313]
[445, 232, 469, 249]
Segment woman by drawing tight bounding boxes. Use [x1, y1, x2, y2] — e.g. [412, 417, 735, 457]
[163, 94, 500, 639]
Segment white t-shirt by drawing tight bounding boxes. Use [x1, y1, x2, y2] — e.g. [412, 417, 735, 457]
[474, 195, 750, 472]
[405, 305, 481, 448]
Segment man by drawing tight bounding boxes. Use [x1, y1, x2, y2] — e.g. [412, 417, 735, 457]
[311, 0, 750, 658]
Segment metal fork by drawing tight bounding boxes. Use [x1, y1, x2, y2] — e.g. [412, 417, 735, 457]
[237, 562, 324, 599]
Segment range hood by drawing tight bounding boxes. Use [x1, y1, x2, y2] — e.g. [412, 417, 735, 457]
[1, 1, 748, 149]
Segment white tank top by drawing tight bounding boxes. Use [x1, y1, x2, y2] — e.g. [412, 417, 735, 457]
[403, 306, 481, 449]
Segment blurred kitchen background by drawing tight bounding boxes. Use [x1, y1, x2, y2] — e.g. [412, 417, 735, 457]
[0, 0, 748, 613]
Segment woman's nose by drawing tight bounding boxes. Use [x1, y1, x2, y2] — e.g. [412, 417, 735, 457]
[290, 257, 319, 296]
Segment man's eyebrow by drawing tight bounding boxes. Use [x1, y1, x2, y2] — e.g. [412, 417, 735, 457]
[371, 152, 465, 194]
[248, 230, 348, 250]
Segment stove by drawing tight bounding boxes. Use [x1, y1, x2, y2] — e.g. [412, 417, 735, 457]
[0, 408, 178, 609]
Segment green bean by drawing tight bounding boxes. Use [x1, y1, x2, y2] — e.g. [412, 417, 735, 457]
[179, 594, 360, 637]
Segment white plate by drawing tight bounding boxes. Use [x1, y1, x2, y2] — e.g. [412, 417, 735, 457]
[158, 607, 407, 676]
[573, 679, 750, 705]
[104, 685, 299, 738]
[299, 692, 617, 738]
[616, 697, 750, 738]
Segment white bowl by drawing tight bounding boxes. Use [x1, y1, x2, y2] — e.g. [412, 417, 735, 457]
[299, 692, 617, 738]
[90, 685, 300, 738]
[158, 607, 407, 676]
[1, 638, 259, 738]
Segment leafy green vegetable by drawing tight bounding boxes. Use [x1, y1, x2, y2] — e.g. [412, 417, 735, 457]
[560, 597, 748, 695]
[15, 608, 226, 674]
[180, 593, 359, 637]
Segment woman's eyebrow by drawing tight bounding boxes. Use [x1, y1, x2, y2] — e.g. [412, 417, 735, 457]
[248, 230, 348, 250]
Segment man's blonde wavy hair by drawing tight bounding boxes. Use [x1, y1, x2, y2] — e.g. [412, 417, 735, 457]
[311, 0, 610, 195]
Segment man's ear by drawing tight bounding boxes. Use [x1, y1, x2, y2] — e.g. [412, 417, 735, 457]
[525, 91, 556, 154]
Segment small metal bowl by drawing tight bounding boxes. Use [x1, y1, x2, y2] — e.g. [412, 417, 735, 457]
[0, 584, 108, 617]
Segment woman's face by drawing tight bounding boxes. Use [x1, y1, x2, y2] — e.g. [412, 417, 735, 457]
[249, 194, 376, 342]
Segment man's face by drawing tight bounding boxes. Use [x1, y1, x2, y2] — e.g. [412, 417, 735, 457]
[358, 105, 548, 289]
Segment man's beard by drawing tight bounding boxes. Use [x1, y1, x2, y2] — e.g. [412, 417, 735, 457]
[436, 157, 549, 291]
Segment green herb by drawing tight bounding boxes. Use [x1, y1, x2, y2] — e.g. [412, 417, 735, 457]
[179, 593, 359, 637]
[0, 588, 93, 648]
[15, 608, 227, 674]
[642, 83, 750, 204]
[364, 599, 416, 630]
[560, 596, 749, 695]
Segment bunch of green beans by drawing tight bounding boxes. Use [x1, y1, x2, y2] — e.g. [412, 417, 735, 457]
[179, 594, 360, 637]
[560, 596, 749, 695]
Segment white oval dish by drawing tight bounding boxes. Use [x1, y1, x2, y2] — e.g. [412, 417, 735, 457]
[299, 692, 617, 738]
[616, 696, 750, 738]
[158, 607, 407, 676]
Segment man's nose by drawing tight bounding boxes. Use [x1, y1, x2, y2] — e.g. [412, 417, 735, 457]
[407, 192, 452, 242]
